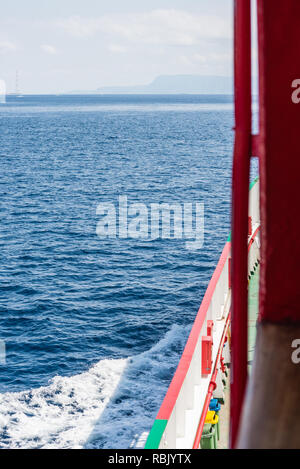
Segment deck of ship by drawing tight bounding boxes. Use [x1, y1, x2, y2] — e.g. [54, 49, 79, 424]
[217, 266, 259, 449]
[248, 266, 259, 367]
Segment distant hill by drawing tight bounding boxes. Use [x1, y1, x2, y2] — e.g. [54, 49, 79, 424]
[68, 75, 234, 95]
[96, 75, 233, 95]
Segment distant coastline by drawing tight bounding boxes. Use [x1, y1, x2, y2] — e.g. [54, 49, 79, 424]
[68, 75, 234, 95]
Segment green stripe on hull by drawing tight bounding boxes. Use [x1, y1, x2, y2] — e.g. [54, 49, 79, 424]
[144, 419, 168, 449]
[249, 176, 259, 190]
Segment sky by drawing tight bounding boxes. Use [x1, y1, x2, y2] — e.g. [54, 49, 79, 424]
[0, 0, 234, 94]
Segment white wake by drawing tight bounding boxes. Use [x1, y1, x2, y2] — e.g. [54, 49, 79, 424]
[0, 324, 190, 449]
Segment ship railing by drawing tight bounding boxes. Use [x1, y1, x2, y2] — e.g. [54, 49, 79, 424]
[248, 225, 260, 278]
[145, 179, 260, 450]
[145, 242, 231, 449]
[248, 179, 260, 277]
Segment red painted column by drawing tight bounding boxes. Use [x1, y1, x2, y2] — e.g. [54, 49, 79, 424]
[230, 0, 252, 449]
[257, 0, 300, 323]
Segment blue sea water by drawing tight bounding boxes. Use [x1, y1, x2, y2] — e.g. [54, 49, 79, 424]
[0, 94, 253, 448]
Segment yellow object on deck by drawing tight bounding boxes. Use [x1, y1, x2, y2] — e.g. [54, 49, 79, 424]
[205, 411, 219, 425]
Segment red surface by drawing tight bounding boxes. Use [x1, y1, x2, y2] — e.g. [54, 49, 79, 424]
[207, 320, 214, 337]
[201, 336, 213, 375]
[157, 242, 231, 420]
[248, 226, 261, 254]
[193, 313, 231, 449]
[248, 216, 252, 236]
[251, 135, 260, 157]
[257, 0, 300, 323]
[230, 0, 252, 449]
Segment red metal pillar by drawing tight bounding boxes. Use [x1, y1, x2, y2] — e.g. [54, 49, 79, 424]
[257, 0, 300, 324]
[230, 0, 252, 448]
[235, 0, 300, 448]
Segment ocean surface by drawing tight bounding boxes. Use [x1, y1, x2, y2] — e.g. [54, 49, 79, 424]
[0, 94, 257, 449]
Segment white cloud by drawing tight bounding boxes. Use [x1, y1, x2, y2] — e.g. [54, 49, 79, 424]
[56, 9, 232, 45]
[0, 41, 16, 54]
[41, 44, 57, 55]
[194, 52, 232, 63]
[176, 50, 233, 74]
[108, 44, 128, 54]
[191, 54, 207, 64]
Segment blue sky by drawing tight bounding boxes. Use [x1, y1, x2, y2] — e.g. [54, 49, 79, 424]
[0, 0, 233, 94]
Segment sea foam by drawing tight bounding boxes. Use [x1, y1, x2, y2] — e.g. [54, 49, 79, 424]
[0, 323, 190, 449]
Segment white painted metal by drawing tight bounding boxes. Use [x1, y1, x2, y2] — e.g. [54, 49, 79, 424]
[248, 181, 260, 277]
[157, 180, 260, 449]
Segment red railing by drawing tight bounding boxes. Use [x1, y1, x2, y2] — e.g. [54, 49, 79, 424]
[156, 242, 231, 422]
[193, 312, 231, 449]
[193, 222, 260, 449]
[193, 226, 260, 449]
[248, 226, 261, 253]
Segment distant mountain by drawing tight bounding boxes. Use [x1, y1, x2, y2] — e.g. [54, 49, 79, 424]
[68, 75, 234, 95]
[96, 75, 233, 95]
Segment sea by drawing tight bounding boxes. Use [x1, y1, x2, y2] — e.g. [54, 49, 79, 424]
[0, 94, 258, 449]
